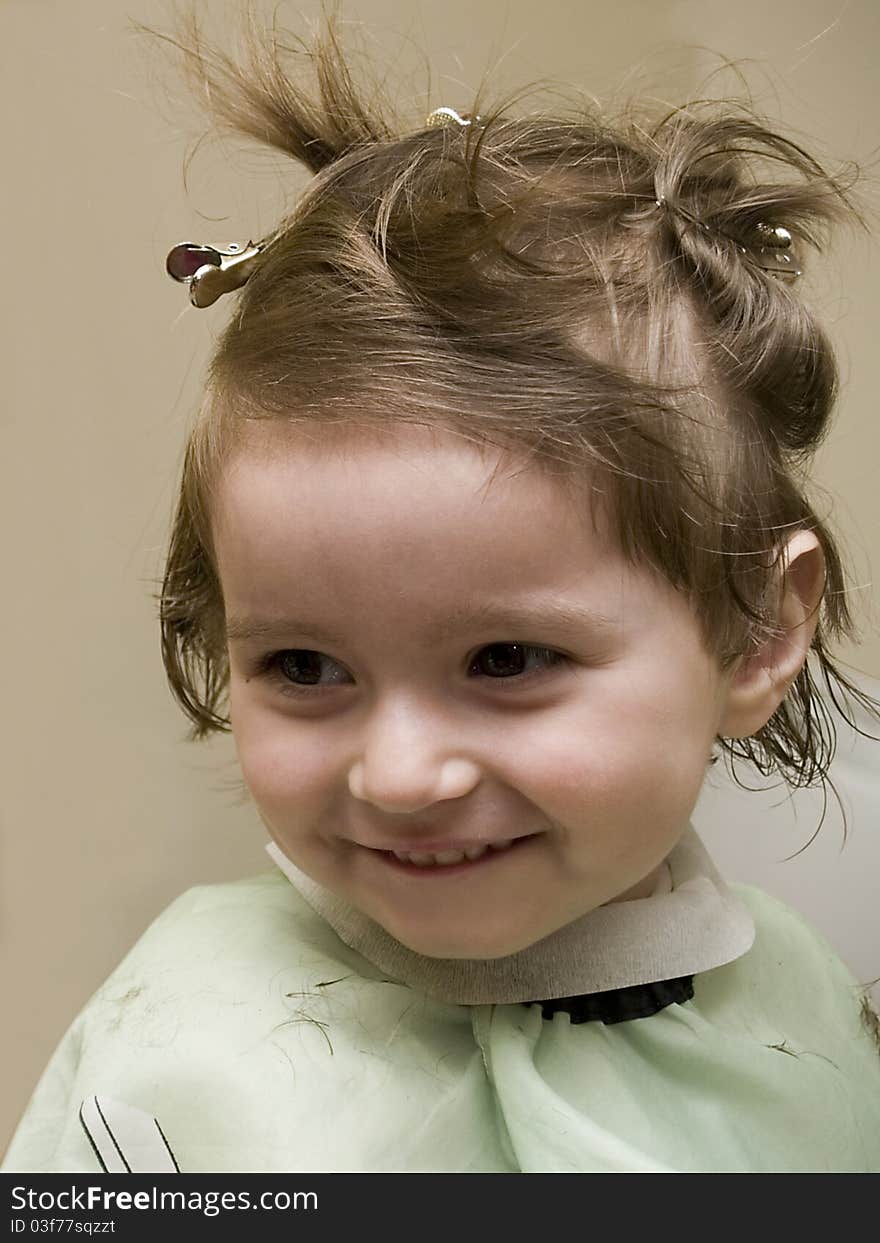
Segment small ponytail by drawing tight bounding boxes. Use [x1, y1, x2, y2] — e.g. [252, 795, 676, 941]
[141, 1, 395, 175]
[651, 107, 862, 456]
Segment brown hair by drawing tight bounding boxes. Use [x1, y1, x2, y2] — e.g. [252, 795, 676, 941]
[154, 6, 880, 815]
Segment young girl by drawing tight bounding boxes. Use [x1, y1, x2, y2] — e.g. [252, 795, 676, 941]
[4, 12, 880, 1174]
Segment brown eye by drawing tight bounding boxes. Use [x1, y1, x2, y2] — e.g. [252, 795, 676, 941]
[278, 650, 324, 685]
[263, 650, 353, 696]
[472, 643, 528, 677]
[469, 644, 565, 681]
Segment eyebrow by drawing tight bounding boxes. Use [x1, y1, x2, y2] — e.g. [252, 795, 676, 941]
[225, 601, 619, 647]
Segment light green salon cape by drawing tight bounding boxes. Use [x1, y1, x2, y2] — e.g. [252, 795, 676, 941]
[4, 870, 880, 1173]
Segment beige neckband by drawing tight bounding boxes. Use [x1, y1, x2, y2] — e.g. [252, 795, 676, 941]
[265, 825, 756, 1005]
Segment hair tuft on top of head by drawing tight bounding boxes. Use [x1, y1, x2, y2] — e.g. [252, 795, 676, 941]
[139, 0, 398, 174]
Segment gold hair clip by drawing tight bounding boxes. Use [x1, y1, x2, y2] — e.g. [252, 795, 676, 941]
[165, 240, 263, 308]
[426, 107, 479, 129]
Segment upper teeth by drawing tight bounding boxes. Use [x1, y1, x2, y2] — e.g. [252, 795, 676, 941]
[392, 840, 514, 867]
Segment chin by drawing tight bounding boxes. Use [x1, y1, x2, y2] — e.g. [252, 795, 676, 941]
[390, 923, 541, 962]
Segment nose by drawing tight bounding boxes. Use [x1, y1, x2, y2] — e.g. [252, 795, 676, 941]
[347, 699, 482, 813]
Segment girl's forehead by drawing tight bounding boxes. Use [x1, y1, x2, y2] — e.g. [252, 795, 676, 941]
[213, 420, 710, 655]
[209, 420, 685, 633]
[230, 417, 523, 477]
[217, 420, 606, 548]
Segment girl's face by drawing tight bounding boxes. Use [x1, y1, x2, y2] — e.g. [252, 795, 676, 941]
[215, 422, 734, 959]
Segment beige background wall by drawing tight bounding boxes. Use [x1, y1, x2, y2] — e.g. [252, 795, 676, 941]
[2, 0, 878, 1155]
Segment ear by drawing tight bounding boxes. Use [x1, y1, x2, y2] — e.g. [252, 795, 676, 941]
[718, 530, 826, 740]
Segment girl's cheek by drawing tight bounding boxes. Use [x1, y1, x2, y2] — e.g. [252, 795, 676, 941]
[231, 701, 329, 802]
[245, 735, 331, 803]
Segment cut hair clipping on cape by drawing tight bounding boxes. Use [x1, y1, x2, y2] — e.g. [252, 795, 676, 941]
[166, 240, 263, 308]
[79, 1095, 180, 1174]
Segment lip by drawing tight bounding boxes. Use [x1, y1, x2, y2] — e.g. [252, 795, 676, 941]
[357, 832, 538, 854]
[371, 833, 537, 876]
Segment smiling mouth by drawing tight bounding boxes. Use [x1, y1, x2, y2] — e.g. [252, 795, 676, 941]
[371, 834, 538, 874]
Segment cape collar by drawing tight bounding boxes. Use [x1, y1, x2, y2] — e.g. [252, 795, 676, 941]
[266, 825, 755, 1007]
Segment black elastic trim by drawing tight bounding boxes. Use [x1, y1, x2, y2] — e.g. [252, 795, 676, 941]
[527, 974, 695, 1025]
